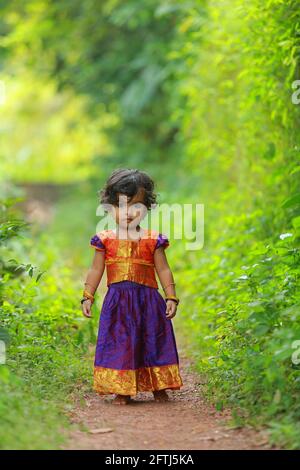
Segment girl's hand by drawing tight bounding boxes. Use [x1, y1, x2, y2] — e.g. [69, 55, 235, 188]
[165, 300, 177, 319]
[82, 299, 93, 318]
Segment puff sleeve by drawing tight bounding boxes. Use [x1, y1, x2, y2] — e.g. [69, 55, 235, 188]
[155, 233, 169, 250]
[90, 233, 105, 252]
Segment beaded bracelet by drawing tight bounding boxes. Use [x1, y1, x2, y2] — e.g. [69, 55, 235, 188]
[165, 295, 180, 306]
[82, 290, 95, 303]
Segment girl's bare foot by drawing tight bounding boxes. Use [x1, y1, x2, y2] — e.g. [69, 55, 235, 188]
[112, 394, 132, 405]
[153, 390, 169, 402]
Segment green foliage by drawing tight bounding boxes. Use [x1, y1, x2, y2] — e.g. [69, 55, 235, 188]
[0, 192, 97, 449]
[178, 220, 300, 449]
[166, 0, 300, 449]
[0, 73, 112, 182]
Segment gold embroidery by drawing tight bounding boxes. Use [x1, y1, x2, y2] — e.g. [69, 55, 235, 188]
[93, 363, 183, 396]
[100, 229, 160, 288]
[105, 258, 154, 266]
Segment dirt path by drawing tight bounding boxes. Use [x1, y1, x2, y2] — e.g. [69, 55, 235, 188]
[60, 338, 277, 450]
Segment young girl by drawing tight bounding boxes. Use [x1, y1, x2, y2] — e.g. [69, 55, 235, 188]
[81, 168, 183, 405]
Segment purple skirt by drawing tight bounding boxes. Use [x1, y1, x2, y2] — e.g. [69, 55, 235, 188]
[93, 280, 183, 396]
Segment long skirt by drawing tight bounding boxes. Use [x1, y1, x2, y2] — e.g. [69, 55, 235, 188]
[93, 280, 183, 396]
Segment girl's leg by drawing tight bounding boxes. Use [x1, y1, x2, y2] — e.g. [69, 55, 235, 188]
[112, 394, 132, 405]
[153, 389, 169, 402]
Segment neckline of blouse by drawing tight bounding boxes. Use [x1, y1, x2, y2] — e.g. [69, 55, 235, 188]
[110, 227, 150, 242]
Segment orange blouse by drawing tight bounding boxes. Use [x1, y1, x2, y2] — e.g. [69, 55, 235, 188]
[90, 228, 169, 289]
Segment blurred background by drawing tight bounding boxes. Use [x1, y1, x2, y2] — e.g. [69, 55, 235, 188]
[1, 0, 300, 449]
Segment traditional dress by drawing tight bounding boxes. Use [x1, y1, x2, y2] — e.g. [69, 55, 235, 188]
[89, 228, 183, 396]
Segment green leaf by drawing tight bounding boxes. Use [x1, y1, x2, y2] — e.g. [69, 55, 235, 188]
[281, 193, 300, 208]
[263, 142, 276, 160]
[215, 401, 224, 411]
[292, 216, 300, 229]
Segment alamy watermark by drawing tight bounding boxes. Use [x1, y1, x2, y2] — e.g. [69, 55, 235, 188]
[0, 340, 6, 365]
[0, 327, 10, 365]
[94, 196, 204, 251]
[291, 340, 300, 365]
[291, 80, 300, 104]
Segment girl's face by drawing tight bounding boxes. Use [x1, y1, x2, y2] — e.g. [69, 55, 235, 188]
[111, 188, 147, 229]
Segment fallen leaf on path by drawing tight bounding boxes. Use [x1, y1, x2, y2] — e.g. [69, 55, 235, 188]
[88, 428, 113, 434]
[197, 436, 216, 441]
[196, 434, 231, 441]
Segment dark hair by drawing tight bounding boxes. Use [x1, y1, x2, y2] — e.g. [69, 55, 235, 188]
[98, 168, 158, 211]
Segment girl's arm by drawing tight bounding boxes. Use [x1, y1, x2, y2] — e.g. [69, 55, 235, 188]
[85, 250, 105, 296]
[154, 247, 176, 297]
[154, 247, 177, 319]
[82, 250, 105, 318]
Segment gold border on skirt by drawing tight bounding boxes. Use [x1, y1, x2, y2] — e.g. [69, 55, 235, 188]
[93, 363, 183, 396]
